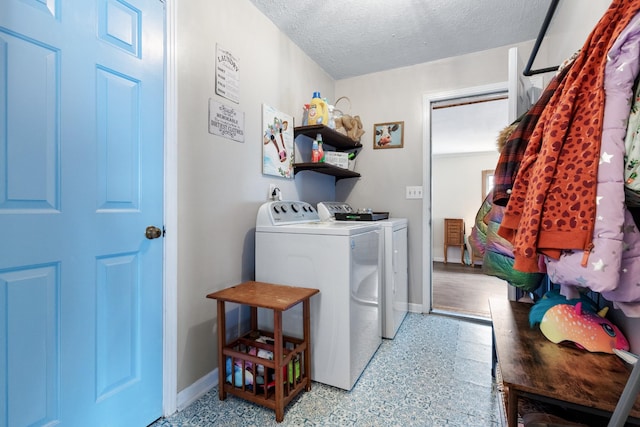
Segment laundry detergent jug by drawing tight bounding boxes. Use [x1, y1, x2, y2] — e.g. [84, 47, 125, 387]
[307, 92, 328, 125]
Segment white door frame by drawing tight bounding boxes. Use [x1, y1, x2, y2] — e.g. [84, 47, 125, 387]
[421, 82, 508, 314]
[163, 0, 178, 416]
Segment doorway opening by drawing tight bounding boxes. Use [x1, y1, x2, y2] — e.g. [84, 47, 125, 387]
[423, 84, 509, 320]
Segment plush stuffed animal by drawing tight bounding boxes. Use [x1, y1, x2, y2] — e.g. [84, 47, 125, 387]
[529, 291, 629, 354]
[226, 356, 254, 386]
[334, 114, 365, 142]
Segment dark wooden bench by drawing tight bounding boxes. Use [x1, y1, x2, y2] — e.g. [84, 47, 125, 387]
[489, 297, 640, 426]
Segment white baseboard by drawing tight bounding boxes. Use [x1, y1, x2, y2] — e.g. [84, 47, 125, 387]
[176, 368, 218, 412]
[408, 302, 423, 313]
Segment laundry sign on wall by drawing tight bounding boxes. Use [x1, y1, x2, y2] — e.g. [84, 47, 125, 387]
[216, 44, 239, 104]
[209, 99, 245, 142]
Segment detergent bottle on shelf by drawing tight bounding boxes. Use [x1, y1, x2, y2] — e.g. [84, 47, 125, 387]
[311, 138, 320, 163]
[307, 92, 328, 125]
[316, 133, 325, 162]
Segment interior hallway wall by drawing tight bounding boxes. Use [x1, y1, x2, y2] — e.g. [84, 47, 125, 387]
[176, 0, 335, 392]
[432, 152, 500, 263]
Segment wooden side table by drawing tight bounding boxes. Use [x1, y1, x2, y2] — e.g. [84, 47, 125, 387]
[207, 281, 319, 423]
[444, 218, 465, 264]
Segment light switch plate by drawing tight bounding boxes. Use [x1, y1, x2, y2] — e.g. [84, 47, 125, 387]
[406, 186, 423, 199]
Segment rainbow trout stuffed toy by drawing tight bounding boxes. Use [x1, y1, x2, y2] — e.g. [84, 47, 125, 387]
[529, 291, 629, 354]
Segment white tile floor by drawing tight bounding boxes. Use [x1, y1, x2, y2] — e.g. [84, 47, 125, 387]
[150, 313, 501, 426]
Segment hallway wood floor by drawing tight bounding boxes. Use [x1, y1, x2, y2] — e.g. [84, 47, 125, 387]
[432, 261, 506, 318]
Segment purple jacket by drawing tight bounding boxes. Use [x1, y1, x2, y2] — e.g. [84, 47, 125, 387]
[545, 12, 640, 316]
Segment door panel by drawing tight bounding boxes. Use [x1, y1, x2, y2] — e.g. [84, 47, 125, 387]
[2, 265, 59, 426]
[0, 30, 58, 212]
[0, 0, 164, 425]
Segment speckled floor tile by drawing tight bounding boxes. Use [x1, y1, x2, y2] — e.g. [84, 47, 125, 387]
[151, 313, 500, 426]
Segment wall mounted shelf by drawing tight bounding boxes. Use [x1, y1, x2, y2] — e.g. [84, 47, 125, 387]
[293, 162, 360, 181]
[293, 125, 362, 181]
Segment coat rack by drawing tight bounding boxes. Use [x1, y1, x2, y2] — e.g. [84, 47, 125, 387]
[521, 2, 640, 423]
[523, 0, 560, 76]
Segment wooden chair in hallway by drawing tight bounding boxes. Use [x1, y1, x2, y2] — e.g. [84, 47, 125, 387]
[444, 218, 465, 264]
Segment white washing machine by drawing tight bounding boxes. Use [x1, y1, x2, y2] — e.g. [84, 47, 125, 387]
[255, 200, 381, 391]
[318, 202, 408, 339]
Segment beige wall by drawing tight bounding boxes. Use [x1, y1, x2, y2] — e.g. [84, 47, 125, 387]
[176, 0, 335, 391]
[544, 0, 611, 68]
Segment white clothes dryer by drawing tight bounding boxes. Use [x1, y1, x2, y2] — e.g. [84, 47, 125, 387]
[318, 202, 408, 339]
[255, 201, 381, 391]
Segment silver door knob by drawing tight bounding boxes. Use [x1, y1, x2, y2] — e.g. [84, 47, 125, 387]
[145, 226, 162, 239]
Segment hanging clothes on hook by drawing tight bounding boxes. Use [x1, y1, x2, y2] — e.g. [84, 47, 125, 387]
[492, 61, 573, 209]
[545, 9, 640, 317]
[498, 0, 640, 273]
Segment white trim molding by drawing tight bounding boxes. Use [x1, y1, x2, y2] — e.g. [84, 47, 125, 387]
[163, 0, 178, 417]
[177, 369, 219, 412]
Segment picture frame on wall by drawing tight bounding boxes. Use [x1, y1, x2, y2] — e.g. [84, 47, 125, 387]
[373, 121, 404, 149]
[262, 104, 294, 179]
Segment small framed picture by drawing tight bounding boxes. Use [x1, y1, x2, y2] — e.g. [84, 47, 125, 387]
[374, 121, 404, 149]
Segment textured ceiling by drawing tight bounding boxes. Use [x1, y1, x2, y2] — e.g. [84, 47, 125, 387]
[249, 0, 551, 79]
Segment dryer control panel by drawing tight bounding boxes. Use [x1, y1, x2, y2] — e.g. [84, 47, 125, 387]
[317, 201, 354, 221]
[256, 201, 320, 226]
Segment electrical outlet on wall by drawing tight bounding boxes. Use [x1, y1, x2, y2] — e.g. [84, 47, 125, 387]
[268, 184, 282, 200]
[406, 186, 423, 199]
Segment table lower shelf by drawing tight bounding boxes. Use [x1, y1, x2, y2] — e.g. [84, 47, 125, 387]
[220, 329, 311, 422]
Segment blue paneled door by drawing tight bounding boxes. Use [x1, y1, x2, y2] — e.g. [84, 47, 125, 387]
[0, 0, 165, 425]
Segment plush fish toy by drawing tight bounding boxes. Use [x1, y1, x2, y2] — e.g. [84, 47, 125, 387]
[529, 291, 629, 354]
